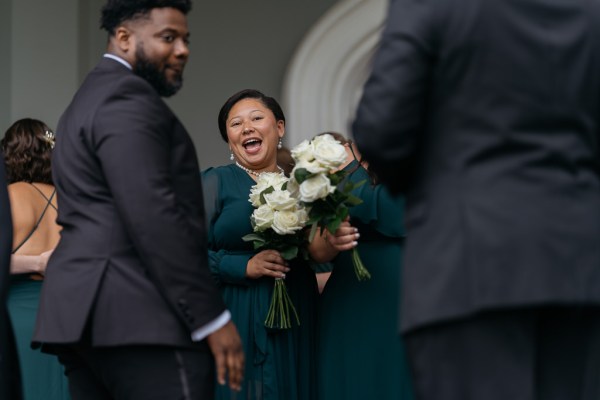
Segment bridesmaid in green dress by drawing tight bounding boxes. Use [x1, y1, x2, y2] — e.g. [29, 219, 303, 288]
[1, 119, 70, 400]
[203, 90, 358, 400]
[317, 133, 414, 400]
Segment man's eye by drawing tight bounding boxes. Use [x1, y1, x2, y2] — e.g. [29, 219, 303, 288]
[253, 116, 263, 121]
[162, 35, 175, 43]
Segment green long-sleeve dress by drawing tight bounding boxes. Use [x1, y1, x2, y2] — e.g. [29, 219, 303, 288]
[202, 164, 318, 400]
[317, 161, 414, 399]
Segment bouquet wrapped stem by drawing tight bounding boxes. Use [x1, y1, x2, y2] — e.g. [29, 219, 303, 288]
[242, 172, 309, 330]
[351, 247, 370, 281]
[264, 277, 300, 329]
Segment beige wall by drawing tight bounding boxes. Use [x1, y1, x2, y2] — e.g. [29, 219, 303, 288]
[1, 0, 338, 169]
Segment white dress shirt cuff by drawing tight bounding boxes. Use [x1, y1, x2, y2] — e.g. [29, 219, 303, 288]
[191, 310, 231, 342]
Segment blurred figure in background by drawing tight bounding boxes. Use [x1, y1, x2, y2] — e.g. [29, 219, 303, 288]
[353, 0, 600, 399]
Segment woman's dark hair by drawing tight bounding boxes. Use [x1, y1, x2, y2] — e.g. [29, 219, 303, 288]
[1, 118, 54, 184]
[100, 0, 192, 35]
[217, 89, 286, 143]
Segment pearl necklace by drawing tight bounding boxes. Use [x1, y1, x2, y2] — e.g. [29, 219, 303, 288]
[235, 161, 283, 177]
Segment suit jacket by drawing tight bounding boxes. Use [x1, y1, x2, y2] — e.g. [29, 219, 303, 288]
[353, 0, 600, 332]
[0, 154, 22, 399]
[33, 57, 226, 347]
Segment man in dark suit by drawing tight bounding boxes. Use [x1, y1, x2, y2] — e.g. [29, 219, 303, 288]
[353, 0, 600, 399]
[32, 1, 243, 398]
[0, 154, 22, 399]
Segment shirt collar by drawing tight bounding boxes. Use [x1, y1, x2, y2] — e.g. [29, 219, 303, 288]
[103, 53, 132, 70]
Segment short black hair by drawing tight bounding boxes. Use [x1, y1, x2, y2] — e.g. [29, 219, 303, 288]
[100, 0, 192, 35]
[217, 89, 286, 143]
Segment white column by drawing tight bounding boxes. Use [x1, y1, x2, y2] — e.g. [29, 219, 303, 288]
[282, 0, 388, 146]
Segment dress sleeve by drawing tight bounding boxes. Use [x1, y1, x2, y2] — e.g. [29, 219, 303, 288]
[202, 168, 252, 286]
[348, 167, 405, 238]
[208, 250, 252, 286]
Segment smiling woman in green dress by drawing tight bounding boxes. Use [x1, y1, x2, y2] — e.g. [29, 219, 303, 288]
[202, 89, 357, 400]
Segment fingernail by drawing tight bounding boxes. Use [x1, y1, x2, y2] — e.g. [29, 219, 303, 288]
[281, 273, 286, 279]
[285, 267, 291, 272]
[354, 228, 359, 233]
[355, 233, 360, 239]
[352, 241, 358, 246]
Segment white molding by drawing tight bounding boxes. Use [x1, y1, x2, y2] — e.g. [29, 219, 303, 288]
[282, 0, 387, 146]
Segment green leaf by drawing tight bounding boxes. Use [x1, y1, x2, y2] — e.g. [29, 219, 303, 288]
[344, 194, 363, 206]
[242, 233, 266, 243]
[259, 186, 275, 203]
[308, 222, 319, 242]
[327, 216, 343, 234]
[294, 168, 313, 184]
[279, 246, 299, 260]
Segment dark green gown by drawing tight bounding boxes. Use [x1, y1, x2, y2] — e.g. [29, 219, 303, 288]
[317, 161, 414, 399]
[202, 164, 318, 400]
[7, 276, 70, 400]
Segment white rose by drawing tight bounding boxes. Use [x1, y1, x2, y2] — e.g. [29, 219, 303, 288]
[294, 158, 329, 174]
[264, 190, 298, 211]
[259, 172, 288, 190]
[291, 139, 314, 162]
[249, 186, 266, 207]
[252, 204, 274, 231]
[295, 206, 309, 226]
[298, 173, 335, 202]
[249, 172, 288, 206]
[312, 135, 347, 169]
[272, 210, 305, 235]
[286, 176, 300, 198]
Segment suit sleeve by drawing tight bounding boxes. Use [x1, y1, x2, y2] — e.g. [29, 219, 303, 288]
[92, 78, 226, 332]
[352, 0, 437, 194]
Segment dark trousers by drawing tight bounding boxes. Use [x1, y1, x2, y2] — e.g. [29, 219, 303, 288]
[55, 344, 215, 400]
[405, 306, 600, 400]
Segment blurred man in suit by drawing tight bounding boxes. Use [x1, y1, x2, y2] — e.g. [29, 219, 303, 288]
[353, 0, 600, 399]
[32, 1, 243, 399]
[0, 153, 22, 399]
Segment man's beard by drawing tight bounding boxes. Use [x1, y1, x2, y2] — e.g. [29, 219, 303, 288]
[133, 45, 183, 97]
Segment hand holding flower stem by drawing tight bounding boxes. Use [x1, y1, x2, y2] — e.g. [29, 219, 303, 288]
[323, 220, 371, 281]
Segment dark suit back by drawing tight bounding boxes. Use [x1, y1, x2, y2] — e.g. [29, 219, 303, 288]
[34, 58, 226, 347]
[353, 0, 600, 331]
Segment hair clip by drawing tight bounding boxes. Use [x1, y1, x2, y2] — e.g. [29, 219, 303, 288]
[44, 130, 56, 149]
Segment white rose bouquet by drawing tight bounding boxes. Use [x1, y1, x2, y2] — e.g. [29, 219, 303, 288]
[289, 134, 371, 281]
[242, 172, 309, 329]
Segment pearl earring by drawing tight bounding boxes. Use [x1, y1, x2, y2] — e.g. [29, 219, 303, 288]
[230, 152, 235, 161]
[277, 138, 283, 150]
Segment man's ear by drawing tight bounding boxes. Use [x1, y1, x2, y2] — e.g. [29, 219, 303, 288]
[113, 26, 133, 53]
